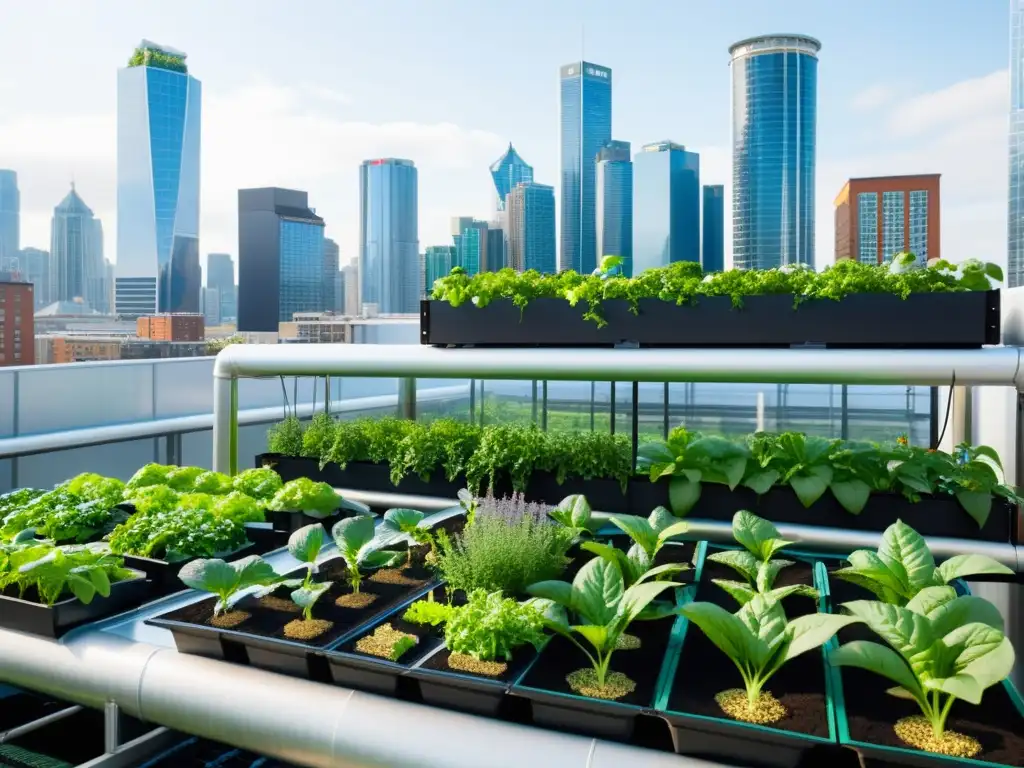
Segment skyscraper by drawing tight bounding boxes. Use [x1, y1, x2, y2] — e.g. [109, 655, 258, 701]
[560, 61, 612, 274]
[237, 188, 325, 332]
[424, 245, 456, 296]
[633, 142, 700, 275]
[50, 185, 104, 309]
[454, 220, 490, 275]
[206, 252, 235, 321]
[0, 171, 19, 266]
[507, 182, 556, 274]
[489, 144, 534, 212]
[359, 158, 419, 314]
[596, 140, 633, 276]
[1011, 0, 1024, 286]
[116, 40, 202, 318]
[323, 237, 340, 311]
[834, 175, 941, 264]
[18, 247, 50, 308]
[342, 260, 359, 315]
[730, 35, 820, 270]
[702, 185, 725, 272]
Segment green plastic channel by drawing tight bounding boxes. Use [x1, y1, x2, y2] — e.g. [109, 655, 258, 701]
[813, 560, 840, 744]
[0, 744, 73, 768]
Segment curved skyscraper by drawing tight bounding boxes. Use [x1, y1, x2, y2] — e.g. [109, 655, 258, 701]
[729, 35, 819, 270]
[116, 40, 201, 317]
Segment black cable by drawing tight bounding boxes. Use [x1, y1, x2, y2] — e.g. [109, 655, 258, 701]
[933, 371, 956, 450]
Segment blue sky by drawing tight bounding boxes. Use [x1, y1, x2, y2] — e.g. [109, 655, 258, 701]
[0, 0, 1011, 274]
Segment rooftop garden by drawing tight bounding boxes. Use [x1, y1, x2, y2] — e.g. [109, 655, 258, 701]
[128, 45, 187, 74]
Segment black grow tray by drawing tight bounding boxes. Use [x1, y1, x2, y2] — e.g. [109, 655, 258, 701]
[122, 543, 256, 594]
[255, 454, 471, 498]
[421, 292, 1001, 349]
[0, 569, 149, 638]
[629, 479, 1016, 544]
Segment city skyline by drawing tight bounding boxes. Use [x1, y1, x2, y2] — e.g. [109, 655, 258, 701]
[0, 0, 1011, 278]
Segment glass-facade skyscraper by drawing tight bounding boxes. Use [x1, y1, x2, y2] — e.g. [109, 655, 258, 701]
[323, 237, 340, 312]
[730, 35, 819, 270]
[560, 61, 612, 275]
[424, 245, 455, 296]
[1011, 0, 1024, 286]
[633, 142, 700, 275]
[206, 252, 235, 321]
[0, 170, 19, 266]
[702, 185, 725, 272]
[596, 140, 633, 276]
[50, 185, 105, 310]
[507, 182, 556, 274]
[360, 158, 419, 314]
[490, 144, 534, 212]
[116, 40, 201, 318]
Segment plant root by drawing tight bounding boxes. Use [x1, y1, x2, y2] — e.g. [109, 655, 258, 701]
[335, 592, 378, 609]
[258, 596, 300, 613]
[210, 610, 250, 629]
[282, 618, 333, 641]
[715, 689, 787, 725]
[615, 633, 641, 650]
[355, 624, 416, 660]
[893, 716, 981, 759]
[566, 669, 636, 700]
[447, 653, 507, 677]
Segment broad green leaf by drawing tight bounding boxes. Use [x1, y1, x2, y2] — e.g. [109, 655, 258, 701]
[924, 674, 984, 705]
[713, 579, 757, 605]
[840, 600, 934, 659]
[658, 522, 690, 545]
[971, 445, 1004, 471]
[829, 640, 925, 702]
[382, 508, 425, 535]
[743, 469, 780, 496]
[738, 594, 788, 650]
[636, 442, 675, 468]
[291, 581, 331, 610]
[67, 573, 97, 604]
[765, 584, 819, 602]
[830, 479, 872, 515]
[707, 549, 761, 585]
[522, 597, 569, 628]
[332, 516, 375, 558]
[927, 595, 1005, 636]
[668, 477, 701, 516]
[732, 510, 782, 560]
[843, 549, 909, 598]
[879, 521, 936, 594]
[287, 524, 326, 565]
[610, 515, 658, 554]
[681, 601, 762, 667]
[756, 559, 794, 593]
[784, 613, 861, 662]
[526, 579, 573, 608]
[618, 580, 679, 625]
[571, 557, 623, 625]
[634, 562, 688, 583]
[178, 558, 237, 594]
[360, 550, 403, 570]
[945, 623, 1016, 692]
[905, 586, 957, 618]
[572, 624, 612, 653]
[937, 554, 1013, 583]
[718, 456, 749, 490]
[234, 556, 277, 589]
[789, 469, 831, 508]
[648, 506, 677, 532]
[955, 491, 992, 529]
[556, 495, 592, 528]
[86, 565, 111, 598]
[886, 686, 917, 700]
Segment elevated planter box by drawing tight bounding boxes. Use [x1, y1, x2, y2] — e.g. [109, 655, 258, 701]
[630, 479, 1016, 543]
[421, 292, 1000, 349]
[0, 569, 149, 638]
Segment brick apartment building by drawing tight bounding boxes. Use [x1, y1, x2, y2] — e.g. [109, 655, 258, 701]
[0, 281, 35, 366]
[137, 313, 204, 342]
[834, 174, 941, 264]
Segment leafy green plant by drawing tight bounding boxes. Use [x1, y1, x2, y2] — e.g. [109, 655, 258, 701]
[178, 555, 278, 615]
[108, 508, 248, 563]
[165, 466, 206, 492]
[832, 519, 1013, 605]
[681, 594, 858, 721]
[232, 468, 283, 501]
[322, 419, 372, 469]
[268, 478, 339, 518]
[830, 589, 1015, 748]
[0, 543, 136, 606]
[330, 516, 403, 593]
[825, 440, 894, 515]
[128, 45, 188, 73]
[403, 592, 455, 626]
[63, 473, 126, 508]
[380, 507, 437, 563]
[192, 471, 233, 495]
[266, 416, 304, 456]
[2, 488, 128, 544]
[301, 412, 337, 459]
[457, 489, 478, 527]
[125, 463, 174, 490]
[395, 419, 481, 486]
[276, 524, 333, 617]
[706, 511, 818, 605]
[582, 506, 690, 587]
[442, 590, 547, 662]
[748, 432, 835, 508]
[547, 494, 602, 540]
[122, 484, 180, 515]
[211, 491, 265, 524]
[526, 557, 681, 698]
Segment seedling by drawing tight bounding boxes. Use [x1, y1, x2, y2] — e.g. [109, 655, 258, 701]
[380, 507, 436, 564]
[583, 506, 690, 587]
[681, 594, 857, 724]
[331, 516, 403, 594]
[706, 510, 818, 605]
[547, 495, 602, 540]
[178, 555, 278, 616]
[457, 489, 478, 527]
[832, 519, 1013, 605]
[830, 588, 1014, 757]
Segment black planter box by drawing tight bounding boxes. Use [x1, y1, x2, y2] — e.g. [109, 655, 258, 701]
[630, 478, 1016, 543]
[503, 472, 629, 514]
[256, 454, 471, 498]
[0, 570, 149, 638]
[123, 543, 255, 594]
[421, 292, 1001, 349]
[265, 508, 350, 536]
[254, 453, 320, 483]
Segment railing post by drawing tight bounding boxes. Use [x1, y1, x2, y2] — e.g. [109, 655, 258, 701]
[663, 382, 670, 438]
[398, 377, 416, 421]
[610, 382, 617, 435]
[10, 370, 18, 489]
[840, 384, 849, 439]
[212, 374, 236, 475]
[531, 380, 538, 424]
[541, 381, 548, 431]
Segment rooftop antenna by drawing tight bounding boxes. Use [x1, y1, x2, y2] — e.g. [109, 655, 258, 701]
[581, 22, 586, 62]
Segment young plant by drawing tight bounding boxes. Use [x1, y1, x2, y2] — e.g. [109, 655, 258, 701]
[457, 489, 478, 527]
[547, 494, 602, 540]
[266, 415, 304, 456]
[192, 471, 234, 495]
[442, 589, 547, 663]
[380, 507, 436, 563]
[330, 516, 403, 594]
[178, 555, 278, 616]
[706, 510, 817, 605]
[526, 557, 680, 699]
[832, 519, 1013, 605]
[1, 543, 136, 606]
[830, 589, 1015, 754]
[681, 594, 858, 723]
[582, 506, 690, 588]
[748, 432, 836, 508]
[268, 478, 339, 519]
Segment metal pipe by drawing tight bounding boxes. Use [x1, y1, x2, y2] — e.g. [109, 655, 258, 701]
[398, 377, 417, 421]
[0, 705, 82, 744]
[0, 630, 720, 768]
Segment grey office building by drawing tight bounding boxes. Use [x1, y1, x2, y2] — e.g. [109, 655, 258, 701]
[206, 252, 235, 321]
[50, 185, 105, 309]
[323, 237, 340, 311]
[18, 247, 50, 308]
[507, 182, 556, 274]
[360, 158, 419, 314]
[596, 140, 633, 276]
[0, 170, 19, 266]
[238, 188, 325, 332]
[633, 141, 700, 275]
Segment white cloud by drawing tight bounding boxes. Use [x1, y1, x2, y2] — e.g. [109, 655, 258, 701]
[886, 70, 1006, 139]
[851, 84, 899, 113]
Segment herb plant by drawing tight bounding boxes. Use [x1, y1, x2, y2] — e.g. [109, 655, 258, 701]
[301, 412, 337, 460]
[681, 594, 858, 723]
[527, 557, 681, 699]
[268, 478, 339, 518]
[178, 555, 278, 616]
[830, 590, 1015, 756]
[832, 520, 1013, 605]
[330, 516, 404, 593]
[266, 415, 304, 456]
[706, 511, 818, 605]
[439, 589, 546, 662]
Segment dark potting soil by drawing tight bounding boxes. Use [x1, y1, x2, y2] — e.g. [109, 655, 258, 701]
[517, 615, 674, 707]
[668, 611, 830, 739]
[700, 554, 818, 617]
[337, 612, 442, 665]
[161, 559, 433, 649]
[839, 666, 1024, 766]
[419, 644, 537, 684]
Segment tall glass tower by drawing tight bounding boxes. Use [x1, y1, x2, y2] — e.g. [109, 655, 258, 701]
[116, 40, 201, 318]
[729, 35, 820, 270]
[360, 158, 419, 314]
[595, 140, 633, 276]
[507, 182, 556, 274]
[489, 144, 534, 212]
[702, 185, 725, 272]
[633, 142, 700, 275]
[0, 170, 19, 266]
[560, 61, 612, 274]
[50, 185, 104, 309]
[1011, 1, 1024, 286]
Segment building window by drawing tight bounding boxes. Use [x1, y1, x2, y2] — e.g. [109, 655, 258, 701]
[909, 190, 929, 262]
[882, 191, 905, 262]
[856, 192, 878, 263]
